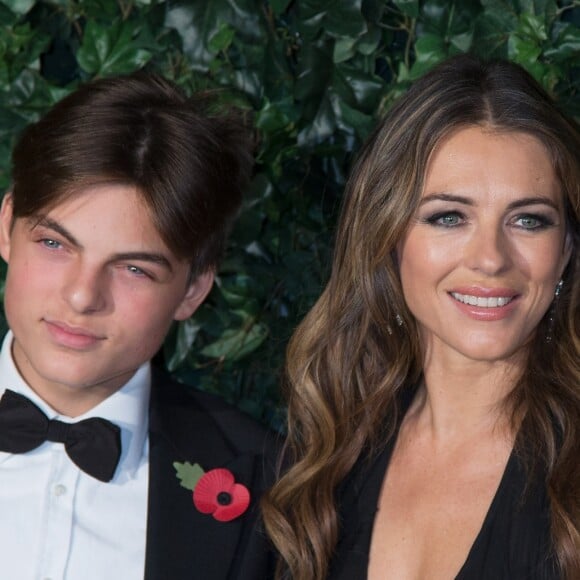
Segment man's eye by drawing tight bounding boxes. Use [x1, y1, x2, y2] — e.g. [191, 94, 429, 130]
[128, 265, 144, 275]
[41, 239, 62, 249]
[127, 265, 150, 278]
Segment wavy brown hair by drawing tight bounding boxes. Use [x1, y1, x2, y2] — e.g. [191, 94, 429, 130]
[262, 54, 580, 579]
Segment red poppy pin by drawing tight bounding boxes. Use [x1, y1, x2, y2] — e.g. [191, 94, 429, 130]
[173, 462, 251, 522]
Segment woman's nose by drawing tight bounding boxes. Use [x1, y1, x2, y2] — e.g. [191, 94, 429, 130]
[464, 224, 512, 276]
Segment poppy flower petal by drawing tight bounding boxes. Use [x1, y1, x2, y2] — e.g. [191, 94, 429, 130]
[193, 468, 235, 514]
[213, 483, 251, 522]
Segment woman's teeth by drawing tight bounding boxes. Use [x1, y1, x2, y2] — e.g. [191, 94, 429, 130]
[451, 292, 513, 308]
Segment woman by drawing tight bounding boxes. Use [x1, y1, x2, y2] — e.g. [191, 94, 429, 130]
[263, 55, 580, 579]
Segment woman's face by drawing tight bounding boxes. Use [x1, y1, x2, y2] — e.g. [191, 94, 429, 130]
[398, 126, 571, 365]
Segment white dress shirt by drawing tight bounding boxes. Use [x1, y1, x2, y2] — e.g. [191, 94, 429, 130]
[0, 331, 150, 580]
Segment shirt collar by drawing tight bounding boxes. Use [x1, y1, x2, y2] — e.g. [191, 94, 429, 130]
[0, 331, 150, 479]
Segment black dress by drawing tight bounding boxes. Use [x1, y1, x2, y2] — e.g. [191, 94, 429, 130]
[327, 405, 558, 579]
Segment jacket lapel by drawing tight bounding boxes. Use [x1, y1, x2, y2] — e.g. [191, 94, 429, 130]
[143, 372, 266, 580]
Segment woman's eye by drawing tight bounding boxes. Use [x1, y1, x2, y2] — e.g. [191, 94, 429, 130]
[425, 212, 464, 227]
[513, 214, 553, 230]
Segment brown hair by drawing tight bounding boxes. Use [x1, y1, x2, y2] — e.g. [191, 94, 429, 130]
[263, 54, 580, 579]
[10, 73, 253, 277]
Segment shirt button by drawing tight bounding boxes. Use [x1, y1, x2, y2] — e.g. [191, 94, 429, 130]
[54, 484, 67, 496]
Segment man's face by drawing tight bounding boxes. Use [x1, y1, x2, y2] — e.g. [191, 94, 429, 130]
[0, 184, 213, 414]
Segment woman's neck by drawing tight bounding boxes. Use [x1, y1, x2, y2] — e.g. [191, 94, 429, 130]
[410, 350, 524, 445]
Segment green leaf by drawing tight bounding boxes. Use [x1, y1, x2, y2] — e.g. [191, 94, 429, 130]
[357, 25, 381, 56]
[208, 22, 235, 52]
[294, 41, 333, 103]
[323, 0, 367, 38]
[508, 34, 541, 63]
[334, 97, 374, 140]
[450, 31, 473, 52]
[166, 319, 202, 371]
[333, 37, 358, 63]
[393, 0, 419, 18]
[166, 0, 262, 73]
[255, 98, 294, 133]
[1, 0, 34, 15]
[335, 64, 384, 111]
[0, 3, 17, 24]
[0, 70, 55, 135]
[518, 12, 548, 42]
[410, 33, 447, 77]
[77, 19, 152, 75]
[473, 0, 519, 57]
[297, 94, 336, 146]
[269, 0, 292, 15]
[544, 24, 580, 61]
[173, 461, 205, 491]
[200, 322, 268, 361]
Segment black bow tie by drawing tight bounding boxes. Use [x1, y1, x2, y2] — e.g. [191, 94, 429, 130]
[0, 389, 121, 482]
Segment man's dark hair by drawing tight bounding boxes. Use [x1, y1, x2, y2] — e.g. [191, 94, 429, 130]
[10, 73, 253, 277]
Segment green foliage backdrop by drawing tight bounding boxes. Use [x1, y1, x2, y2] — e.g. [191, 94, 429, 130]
[0, 0, 579, 428]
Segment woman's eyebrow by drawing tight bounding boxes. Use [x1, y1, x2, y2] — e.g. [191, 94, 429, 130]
[420, 193, 474, 206]
[420, 193, 560, 212]
[505, 196, 560, 211]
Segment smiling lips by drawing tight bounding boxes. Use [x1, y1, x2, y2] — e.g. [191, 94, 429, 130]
[449, 289, 519, 321]
[451, 292, 514, 308]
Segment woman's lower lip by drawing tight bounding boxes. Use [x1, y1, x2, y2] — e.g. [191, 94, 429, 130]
[45, 321, 103, 349]
[449, 294, 519, 321]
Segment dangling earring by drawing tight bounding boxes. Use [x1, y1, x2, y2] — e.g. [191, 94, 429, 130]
[546, 279, 563, 343]
[387, 313, 404, 336]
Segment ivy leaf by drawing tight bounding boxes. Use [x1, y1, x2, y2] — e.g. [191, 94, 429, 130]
[77, 19, 152, 75]
[297, 93, 336, 146]
[474, 0, 519, 57]
[208, 22, 236, 52]
[508, 32, 542, 63]
[334, 37, 358, 63]
[410, 33, 447, 78]
[323, 0, 367, 38]
[393, 0, 419, 18]
[166, 319, 202, 372]
[269, 0, 292, 15]
[357, 25, 381, 55]
[335, 63, 384, 111]
[200, 322, 268, 362]
[544, 24, 580, 61]
[450, 31, 473, 52]
[518, 12, 548, 43]
[173, 462, 205, 491]
[1, 0, 34, 15]
[166, 0, 261, 73]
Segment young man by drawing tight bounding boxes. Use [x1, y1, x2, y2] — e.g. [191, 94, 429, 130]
[0, 74, 276, 579]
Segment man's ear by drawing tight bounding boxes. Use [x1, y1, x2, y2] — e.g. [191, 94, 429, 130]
[173, 270, 215, 321]
[0, 194, 14, 263]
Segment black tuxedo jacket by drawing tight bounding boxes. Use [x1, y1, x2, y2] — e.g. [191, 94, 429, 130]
[144, 368, 278, 580]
